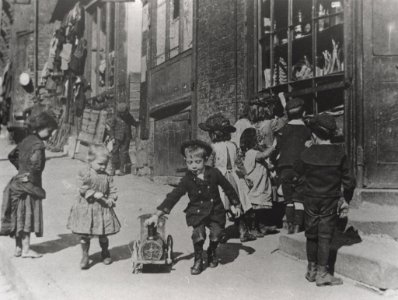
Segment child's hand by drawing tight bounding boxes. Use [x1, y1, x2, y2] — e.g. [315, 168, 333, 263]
[106, 199, 116, 208]
[338, 199, 349, 218]
[94, 192, 104, 199]
[230, 205, 241, 218]
[145, 215, 159, 227]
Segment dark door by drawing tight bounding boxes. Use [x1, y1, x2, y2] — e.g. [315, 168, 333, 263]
[154, 110, 191, 177]
[363, 0, 398, 187]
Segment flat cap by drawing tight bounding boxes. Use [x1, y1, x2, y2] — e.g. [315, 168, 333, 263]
[286, 98, 304, 111]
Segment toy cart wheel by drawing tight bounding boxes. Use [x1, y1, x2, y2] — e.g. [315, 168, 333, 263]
[166, 235, 173, 265]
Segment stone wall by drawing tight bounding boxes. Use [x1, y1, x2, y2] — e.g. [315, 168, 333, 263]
[195, 0, 247, 141]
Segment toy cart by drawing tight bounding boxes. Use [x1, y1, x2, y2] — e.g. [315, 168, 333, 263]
[130, 214, 173, 274]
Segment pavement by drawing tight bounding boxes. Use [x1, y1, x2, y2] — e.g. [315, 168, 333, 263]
[0, 138, 395, 300]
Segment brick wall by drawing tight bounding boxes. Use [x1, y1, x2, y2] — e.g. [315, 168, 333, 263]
[195, 0, 248, 141]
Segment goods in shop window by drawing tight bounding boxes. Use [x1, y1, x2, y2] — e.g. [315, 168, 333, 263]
[292, 55, 312, 81]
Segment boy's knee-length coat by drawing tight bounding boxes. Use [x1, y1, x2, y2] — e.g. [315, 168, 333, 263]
[157, 166, 240, 227]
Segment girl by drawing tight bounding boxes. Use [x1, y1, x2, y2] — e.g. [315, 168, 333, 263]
[0, 111, 58, 258]
[240, 128, 278, 236]
[67, 144, 121, 269]
[199, 113, 255, 242]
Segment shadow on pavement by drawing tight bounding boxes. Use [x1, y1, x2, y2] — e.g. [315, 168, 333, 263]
[30, 233, 80, 254]
[218, 242, 255, 265]
[328, 224, 362, 274]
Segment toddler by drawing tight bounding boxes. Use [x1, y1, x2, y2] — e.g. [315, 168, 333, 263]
[67, 144, 121, 269]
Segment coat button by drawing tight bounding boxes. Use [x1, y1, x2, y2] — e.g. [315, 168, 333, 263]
[201, 201, 203, 204]
[198, 190, 202, 194]
[197, 209, 200, 213]
[210, 199, 213, 202]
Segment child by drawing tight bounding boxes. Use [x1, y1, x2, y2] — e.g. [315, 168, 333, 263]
[294, 114, 355, 286]
[199, 114, 255, 242]
[240, 128, 278, 236]
[145, 140, 241, 275]
[277, 98, 311, 234]
[0, 111, 58, 258]
[109, 103, 139, 176]
[67, 144, 121, 269]
[231, 104, 253, 147]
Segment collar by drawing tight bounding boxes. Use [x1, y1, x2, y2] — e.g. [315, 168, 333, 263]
[288, 119, 305, 125]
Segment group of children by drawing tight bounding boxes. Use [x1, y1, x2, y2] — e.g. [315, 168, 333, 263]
[0, 96, 355, 287]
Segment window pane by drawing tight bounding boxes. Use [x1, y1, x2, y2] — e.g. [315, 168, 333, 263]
[169, 0, 180, 58]
[273, 0, 288, 86]
[156, 0, 166, 65]
[259, 0, 271, 90]
[90, 11, 98, 93]
[291, 0, 313, 81]
[182, 0, 193, 51]
[373, 0, 398, 55]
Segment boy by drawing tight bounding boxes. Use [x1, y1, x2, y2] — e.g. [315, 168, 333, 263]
[294, 114, 355, 286]
[109, 103, 139, 176]
[277, 98, 311, 233]
[145, 140, 241, 275]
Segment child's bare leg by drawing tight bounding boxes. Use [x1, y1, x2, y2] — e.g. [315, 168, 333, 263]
[14, 236, 22, 257]
[21, 232, 42, 258]
[80, 236, 90, 270]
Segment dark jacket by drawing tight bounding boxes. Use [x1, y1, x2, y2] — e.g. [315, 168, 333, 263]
[157, 166, 240, 227]
[277, 123, 311, 169]
[294, 144, 356, 201]
[110, 112, 138, 141]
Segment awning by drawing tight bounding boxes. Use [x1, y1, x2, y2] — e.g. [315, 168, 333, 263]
[49, 0, 80, 23]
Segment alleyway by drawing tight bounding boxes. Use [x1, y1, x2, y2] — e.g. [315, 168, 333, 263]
[0, 140, 389, 300]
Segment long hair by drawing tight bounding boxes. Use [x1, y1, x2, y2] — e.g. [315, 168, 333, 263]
[240, 128, 257, 154]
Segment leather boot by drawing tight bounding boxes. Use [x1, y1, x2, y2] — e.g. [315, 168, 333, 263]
[191, 242, 204, 275]
[239, 218, 256, 242]
[316, 265, 343, 286]
[305, 261, 317, 282]
[99, 238, 112, 265]
[207, 241, 219, 268]
[80, 239, 90, 270]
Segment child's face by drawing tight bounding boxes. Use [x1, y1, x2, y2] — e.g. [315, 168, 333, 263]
[91, 157, 108, 173]
[185, 154, 205, 175]
[37, 127, 55, 140]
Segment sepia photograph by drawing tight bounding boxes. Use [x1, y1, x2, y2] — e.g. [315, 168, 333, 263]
[0, 0, 397, 299]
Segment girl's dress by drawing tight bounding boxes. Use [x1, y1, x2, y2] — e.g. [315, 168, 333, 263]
[211, 141, 252, 213]
[67, 167, 121, 236]
[0, 134, 47, 237]
[244, 149, 273, 208]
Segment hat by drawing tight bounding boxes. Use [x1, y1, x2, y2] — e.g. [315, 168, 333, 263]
[180, 140, 213, 157]
[286, 98, 304, 111]
[308, 114, 337, 137]
[198, 113, 236, 133]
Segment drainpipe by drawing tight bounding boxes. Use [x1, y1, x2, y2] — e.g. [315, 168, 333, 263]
[33, 0, 39, 91]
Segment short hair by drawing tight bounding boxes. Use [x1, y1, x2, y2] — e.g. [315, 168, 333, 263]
[27, 111, 58, 131]
[240, 128, 257, 154]
[287, 106, 304, 120]
[184, 146, 207, 160]
[87, 144, 110, 162]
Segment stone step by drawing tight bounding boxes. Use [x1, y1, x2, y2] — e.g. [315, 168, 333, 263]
[352, 189, 398, 207]
[279, 230, 398, 290]
[348, 202, 398, 239]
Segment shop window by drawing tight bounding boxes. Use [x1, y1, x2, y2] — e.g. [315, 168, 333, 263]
[257, 0, 345, 119]
[156, 0, 166, 65]
[169, 0, 180, 58]
[87, 2, 117, 95]
[182, 0, 193, 51]
[372, 0, 398, 55]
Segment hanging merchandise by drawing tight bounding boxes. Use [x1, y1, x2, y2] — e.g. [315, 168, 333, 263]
[70, 38, 87, 75]
[60, 42, 73, 71]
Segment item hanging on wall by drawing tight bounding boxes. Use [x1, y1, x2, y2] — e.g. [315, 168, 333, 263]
[19, 72, 34, 93]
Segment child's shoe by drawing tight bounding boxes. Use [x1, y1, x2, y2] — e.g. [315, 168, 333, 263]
[99, 238, 112, 265]
[316, 266, 343, 286]
[305, 262, 317, 282]
[80, 240, 90, 270]
[191, 242, 204, 275]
